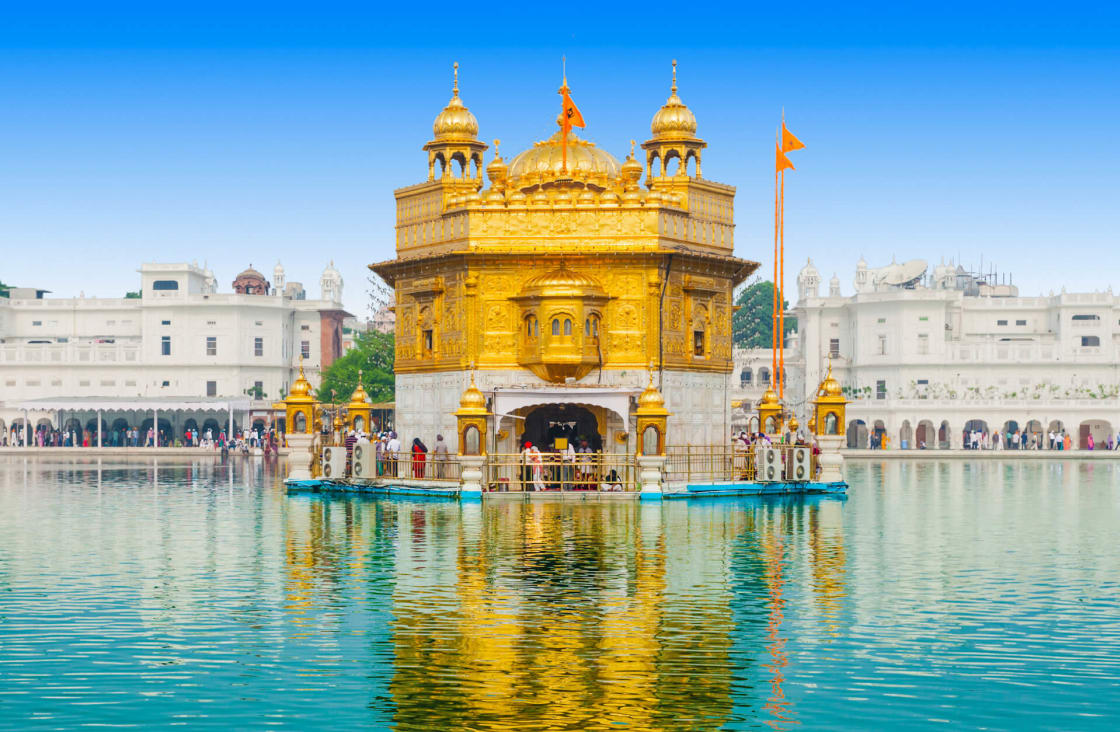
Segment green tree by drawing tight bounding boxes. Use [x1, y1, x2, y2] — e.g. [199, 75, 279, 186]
[732, 278, 796, 348]
[0, 280, 11, 298]
[124, 290, 141, 299]
[316, 329, 395, 404]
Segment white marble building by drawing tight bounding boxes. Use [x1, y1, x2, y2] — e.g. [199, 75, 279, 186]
[0, 261, 350, 441]
[769, 257, 1120, 449]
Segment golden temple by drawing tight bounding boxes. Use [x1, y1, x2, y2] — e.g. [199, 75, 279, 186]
[371, 62, 758, 454]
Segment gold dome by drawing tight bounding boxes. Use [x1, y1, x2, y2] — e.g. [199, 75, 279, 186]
[788, 415, 799, 432]
[486, 139, 508, 186]
[459, 372, 487, 411]
[348, 372, 370, 406]
[650, 60, 698, 139]
[760, 387, 779, 405]
[518, 263, 608, 299]
[638, 379, 666, 411]
[432, 63, 479, 141]
[288, 359, 314, 400]
[507, 130, 621, 186]
[817, 361, 843, 398]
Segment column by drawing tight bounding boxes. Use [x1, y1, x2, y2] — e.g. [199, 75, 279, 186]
[97, 409, 102, 449]
[228, 405, 234, 443]
[153, 408, 158, 448]
[24, 409, 30, 447]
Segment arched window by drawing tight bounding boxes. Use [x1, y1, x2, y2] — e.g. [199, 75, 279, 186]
[152, 280, 179, 291]
[564, 318, 572, 336]
[740, 369, 753, 386]
[293, 412, 307, 433]
[759, 368, 771, 386]
[693, 328, 705, 356]
[525, 315, 537, 339]
[552, 318, 560, 336]
[463, 425, 481, 455]
[825, 412, 839, 435]
[641, 425, 661, 455]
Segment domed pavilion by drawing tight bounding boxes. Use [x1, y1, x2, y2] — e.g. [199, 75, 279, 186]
[371, 62, 757, 454]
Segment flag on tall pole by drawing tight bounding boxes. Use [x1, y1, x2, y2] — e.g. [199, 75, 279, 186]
[774, 118, 804, 404]
[558, 57, 585, 174]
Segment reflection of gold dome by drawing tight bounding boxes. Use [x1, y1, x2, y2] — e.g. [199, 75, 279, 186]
[432, 63, 479, 141]
[507, 130, 621, 185]
[459, 372, 487, 411]
[519, 263, 608, 299]
[650, 61, 698, 139]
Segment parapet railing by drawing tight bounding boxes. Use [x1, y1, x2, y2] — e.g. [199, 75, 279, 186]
[664, 444, 817, 484]
[482, 452, 637, 493]
[365, 451, 462, 482]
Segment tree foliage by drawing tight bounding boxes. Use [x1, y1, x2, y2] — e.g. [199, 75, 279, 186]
[732, 278, 796, 349]
[316, 329, 395, 404]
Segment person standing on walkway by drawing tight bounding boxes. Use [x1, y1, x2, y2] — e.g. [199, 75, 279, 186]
[411, 438, 428, 478]
[433, 435, 448, 478]
[386, 431, 401, 477]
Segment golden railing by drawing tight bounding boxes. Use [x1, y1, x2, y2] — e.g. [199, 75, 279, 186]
[664, 444, 816, 484]
[482, 452, 638, 493]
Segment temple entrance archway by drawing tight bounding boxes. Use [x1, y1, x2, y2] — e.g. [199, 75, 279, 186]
[938, 420, 951, 449]
[899, 420, 913, 449]
[520, 404, 601, 452]
[1024, 420, 1043, 449]
[916, 420, 935, 449]
[846, 419, 868, 449]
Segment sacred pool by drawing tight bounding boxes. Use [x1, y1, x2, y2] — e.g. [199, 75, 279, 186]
[1, 456, 1117, 729]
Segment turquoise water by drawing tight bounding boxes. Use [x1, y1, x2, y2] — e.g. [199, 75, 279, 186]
[0, 457, 1117, 730]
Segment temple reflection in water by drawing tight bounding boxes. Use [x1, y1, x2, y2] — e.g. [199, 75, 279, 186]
[281, 495, 847, 729]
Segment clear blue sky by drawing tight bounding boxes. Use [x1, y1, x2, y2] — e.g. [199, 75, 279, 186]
[2, 2, 1118, 316]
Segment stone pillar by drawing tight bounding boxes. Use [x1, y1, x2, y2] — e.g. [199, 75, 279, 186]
[459, 455, 485, 500]
[817, 435, 845, 483]
[637, 455, 665, 500]
[97, 409, 102, 449]
[153, 409, 158, 448]
[286, 432, 315, 481]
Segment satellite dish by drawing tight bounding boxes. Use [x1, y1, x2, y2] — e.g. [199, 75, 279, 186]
[880, 259, 927, 287]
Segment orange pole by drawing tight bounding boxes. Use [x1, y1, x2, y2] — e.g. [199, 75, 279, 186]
[772, 134, 779, 390]
[779, 167, 785, 400]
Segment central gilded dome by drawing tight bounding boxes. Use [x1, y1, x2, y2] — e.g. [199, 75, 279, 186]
[507, 131, 621, 186]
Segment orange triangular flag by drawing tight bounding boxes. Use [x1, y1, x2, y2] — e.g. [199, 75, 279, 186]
[559, 86, 585, 131]
[776, 143, 795, 172]
[781, 122, 805, 153]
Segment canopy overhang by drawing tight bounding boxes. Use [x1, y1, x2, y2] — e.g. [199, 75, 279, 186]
[490, 387, 641, 433]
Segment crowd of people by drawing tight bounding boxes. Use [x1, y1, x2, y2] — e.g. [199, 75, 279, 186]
[962, 428, 1120, 451]
[514, 438, 621, 491]
[2, 423, 280, 454]
[332, 430, 451, 479]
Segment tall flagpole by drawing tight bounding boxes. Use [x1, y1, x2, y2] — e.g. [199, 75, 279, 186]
[561, 56, 568, 174]
[779, 143, 786, 401]
[773, 128, 780, 393]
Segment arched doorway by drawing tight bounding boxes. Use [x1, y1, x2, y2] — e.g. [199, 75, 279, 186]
[1024, 420, 1043, 449]
[872, 420, 887, 449]
[1047, 420, 1065, 449]
[899, 420, 913, 449]
[520, 404, 601, 452]
[938, 420, 951, 449]
[847, 419, 868, 449]
[963, 419, 988, 449]
[916, 420, 935, 449]
[1079, 420, 1112, 450]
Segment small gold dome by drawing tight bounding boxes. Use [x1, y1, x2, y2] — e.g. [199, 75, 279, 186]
[432, 63, 479, 141]
[507, 130, 621, 186]
[638, 380, 666, 411]
[788, 415, 800, 432]
[808, 415, 817, 431]
[289, 360, 313, 399]
[519, 263, 607, 299]
[817, 362, 843, 398]
[486, 142, 508, 187]
[348, 374, 370, 406]
[459, 373, 487, 410]
[650, 60, 698, 139]
[760, 387, 779, 405]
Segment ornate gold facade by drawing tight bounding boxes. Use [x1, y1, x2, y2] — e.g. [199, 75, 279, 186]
[372, 63, 756, 400]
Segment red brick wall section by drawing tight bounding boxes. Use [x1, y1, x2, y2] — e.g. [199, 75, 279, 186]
[319, 311, 345, 369]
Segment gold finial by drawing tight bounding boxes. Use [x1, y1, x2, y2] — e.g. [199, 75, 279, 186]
[671, 59, 677, 94]
[298, 354, 305, 377]
[493, 139, 501, 158]
[357, 368, 362, 381]
[562, 55, 567, 87]
[630, 139, 636, 158]
[452, 61, 459, 96]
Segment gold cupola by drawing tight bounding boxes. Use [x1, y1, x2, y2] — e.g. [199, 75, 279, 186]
[757, 386, 783, 435]
[635, 369, 670, 455]
[642, 60, 706, 181]
[454, 371, 490, 456]
[423, 62, 488, 185]
[513, 262, 611, 383]
[812, 360, 847, 437]
[281, 357, 318, 435]
[346, 369, 373, 434]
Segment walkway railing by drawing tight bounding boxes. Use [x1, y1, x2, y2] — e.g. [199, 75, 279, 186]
[371, 453, 462, 482]
[664, 445, 816, 484]
[482, 452, 637, 493]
